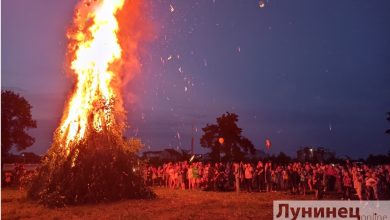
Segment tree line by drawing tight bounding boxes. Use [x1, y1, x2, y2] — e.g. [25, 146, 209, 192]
[1, 90, 390, 164]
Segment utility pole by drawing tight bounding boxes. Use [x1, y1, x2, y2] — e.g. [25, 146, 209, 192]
[191, 121, 195, 154]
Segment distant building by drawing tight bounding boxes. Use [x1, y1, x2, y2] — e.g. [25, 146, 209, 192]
[143, 148, 188, 162]
[20, 152, 42, 163]
[297, 147, 335, 162]
[2, 152, 41, 164]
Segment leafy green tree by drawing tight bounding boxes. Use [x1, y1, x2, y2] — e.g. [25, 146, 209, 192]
[200, 112, 255, 162]
[1, 90, 37, 158]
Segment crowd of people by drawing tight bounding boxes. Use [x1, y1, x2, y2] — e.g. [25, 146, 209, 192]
[3, 160, 390, 200]
[144, 160, 390, 200]
[2, 163, 33, 189]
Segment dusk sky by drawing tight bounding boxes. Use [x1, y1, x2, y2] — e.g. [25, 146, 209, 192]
[2, 0, 390, 158]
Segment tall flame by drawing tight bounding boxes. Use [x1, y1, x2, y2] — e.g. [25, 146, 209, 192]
[59, 0, 125, 151]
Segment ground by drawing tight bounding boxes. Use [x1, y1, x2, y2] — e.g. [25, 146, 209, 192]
[2, 187, 317, 220]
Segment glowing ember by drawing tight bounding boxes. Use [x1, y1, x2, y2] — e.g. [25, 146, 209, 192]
[170, 4, 175, 13]
[259, 0, 265, 8]
[59, 0, 125, 153]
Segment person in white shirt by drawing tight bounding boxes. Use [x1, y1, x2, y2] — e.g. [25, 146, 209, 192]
[244, 163, 254, 192]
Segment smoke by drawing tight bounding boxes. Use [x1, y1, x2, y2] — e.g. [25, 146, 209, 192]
[116, 0, 154, 106]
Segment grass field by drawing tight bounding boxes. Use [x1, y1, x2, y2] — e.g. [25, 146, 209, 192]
[2, 187, 317, 220]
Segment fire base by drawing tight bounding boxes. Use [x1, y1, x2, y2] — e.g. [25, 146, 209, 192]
[27, 130, 155, 207]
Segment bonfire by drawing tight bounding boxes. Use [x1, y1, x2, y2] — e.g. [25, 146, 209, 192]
[28, 0, 155, 207]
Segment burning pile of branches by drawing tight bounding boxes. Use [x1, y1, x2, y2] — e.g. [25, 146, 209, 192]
[28, 120, 155, 207]
[27, 0, 155, 207]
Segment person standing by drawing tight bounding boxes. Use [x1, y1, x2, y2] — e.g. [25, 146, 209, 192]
[192, 164, 199, 189]
[291, 167, 300, 194]
[164, 164, 170, 188]
[233, 162, 241, 193]
[299, 169, 307, 195]
[265, 162, 272, 192]
[244, 163, 254, 192]
[313, 169, 324, 200]
[282, 168, 289, 191]
[342, 170, 353, 200]
[168, 164, 175, 189]
[187, 164, 193, 190]
[181, 163, 188, 190]
[366, 172, 378, 200]
[4, 171, 13, 187]
[353, 170, 363, 200]
[256, 161, 265, 192]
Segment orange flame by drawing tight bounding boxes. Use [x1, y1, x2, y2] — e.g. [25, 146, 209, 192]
[57, 0, 134, 154]
[56, 0, 151, 154]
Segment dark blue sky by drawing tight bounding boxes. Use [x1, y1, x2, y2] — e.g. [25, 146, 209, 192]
[2, 0, 390, 158]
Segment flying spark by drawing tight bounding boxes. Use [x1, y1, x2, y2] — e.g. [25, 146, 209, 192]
[259, 0, 265, 8]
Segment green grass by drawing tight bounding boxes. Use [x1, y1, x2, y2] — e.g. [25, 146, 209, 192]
[2, 187, 315, 220]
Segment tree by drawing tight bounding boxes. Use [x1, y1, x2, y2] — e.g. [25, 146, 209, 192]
[275, 152, 292, 165]
[200, 112, 255, 162]
[386, 112, 390, 135]
[1, 90, 37, 158]
[366, 154, 390, 165]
